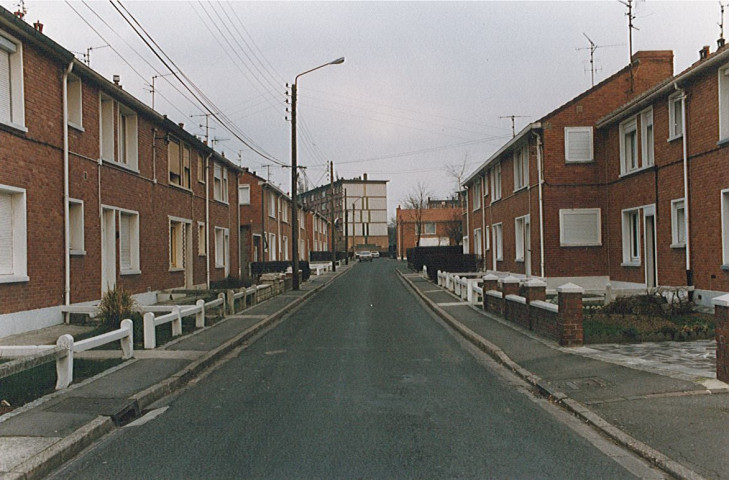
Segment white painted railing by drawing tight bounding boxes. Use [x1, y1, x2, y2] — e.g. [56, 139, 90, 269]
[143, 296, 220, 349]
[422, 265, 428, 278]
[60, 304, 98, 324]
[310, 263, 332, 276]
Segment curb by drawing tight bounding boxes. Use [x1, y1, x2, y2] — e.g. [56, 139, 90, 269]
[7, 266, 350, 479]
[397, 270, 706, 480]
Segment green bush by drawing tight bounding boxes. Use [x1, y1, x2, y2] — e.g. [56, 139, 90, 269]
[97, 286, 138, 331]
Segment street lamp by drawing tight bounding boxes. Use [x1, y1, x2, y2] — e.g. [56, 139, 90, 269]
[291, 57, 345, 290]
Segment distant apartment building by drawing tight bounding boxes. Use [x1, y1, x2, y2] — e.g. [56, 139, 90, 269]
[300, 174, 389, 254]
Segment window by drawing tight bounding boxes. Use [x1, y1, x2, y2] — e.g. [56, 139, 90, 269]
[462, 236, 469, 254]
[622, 209, 641, 265]
[169, 220, 185, 270]
[118, 106, 138, 170]
[100, 95, 115, 162]
[641, 109, 654, 166]
[492, 223, 503, 262]
[168, 138, 190, 188]
[671, 199, 686, 248]
[282, 236, 289, 261]
[119, 210, 140, 274]
[668, 92, 684, 140]
[69, 199, 85, 254]
[559, 209, 601, 246]
[473, 228, 482, 257]
[515, 216, 528, 262]
[0, 185, 28, 283]
[215, 227, 229, 270]
[723, 190, 729, 265]
[0, 32, 24, 129]
[281, 203, 289, 223]
[472, 178, 481, 210]
[491, 163, 502, 201]
[239, 185, 250, 205]
[213, 163, 228, 202]
[67, 74, 82, 129]
[514, 144, 529, 190]
[268, 193, 277, 218]
[268, 233, 277, 260]
[620, 118, 638, 174]
[564, 127, 593, 163]
[423, 222, 436, 235]
[197, 153, 206, 183]
[197, 222, 207, 256]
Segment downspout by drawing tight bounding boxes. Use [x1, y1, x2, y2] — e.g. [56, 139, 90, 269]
[205, 153, 212, 289]
[676, 83, 692, 286]
[63, 61, 74, 306]
[237, 171, 241, 278]
[534, 132, 545, 278]
[464, 186, 470, 254]
[480, 174, 486, 269]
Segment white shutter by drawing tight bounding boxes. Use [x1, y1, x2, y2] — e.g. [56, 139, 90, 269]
[119, 213, 131, 269]
[565, 127, 593, 162]
[560, 209, 601, 246]
[0, 49, 12, 124]
[0, 193, 13, 274]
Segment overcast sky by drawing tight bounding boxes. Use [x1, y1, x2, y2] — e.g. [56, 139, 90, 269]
[4, 1, 723, 218]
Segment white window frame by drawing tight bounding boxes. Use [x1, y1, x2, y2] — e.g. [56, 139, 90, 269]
[670, 199, 686, 248]
[491, 163, 502, 201]
[720, 66, 729, 142]
[515, 215, 529, 262]
[239, 184, 251, 205]
[197, 153, 206, 184]
[215, 227, 230, 271]
[472, 178, 481, 210]
[117, 105, 138, 171]
[0, 185, 28, 283]
[0, 31, 26, 131]
[99, 94, 115, 163]
[268, 232, 277, 260]
[641, 108, 654, 167]
[559, 208, 602, 247]
[197, 221, 207, 256]
[462, 235, 469, 254]
[473, 227, 482, 257]
[564, 126, 594, 163]
[67, 74, 83, 130]
[722, 189, 729, 266]
[282, 235, 289, 261]
[268, 193, 277, 219]
[513, 143, 529, 191]
[668, 92, 684, 141]
[281, 202, 289, 223]
[213, 162, 228, 203]
[169, 217, 188, 271]
[492, 223, 503, 262]
[622, 208, 642, 266]
[118, 209, 140, 275]
[619, 117, 639, 175]
[68, 199, 85, 255]
[423, 222, 436, 235]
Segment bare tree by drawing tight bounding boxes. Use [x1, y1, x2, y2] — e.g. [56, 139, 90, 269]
[403, 182, 432, 247]
[443, 208, 463, 246]
[444, 154, 469, 196]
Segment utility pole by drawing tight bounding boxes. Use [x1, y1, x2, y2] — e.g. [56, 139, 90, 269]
[576, 33, 622, 87]
[149, 73, 174, 110]
[620, 0, 638, 93]
[344, 189, 349, 265]
[290, 82, 301, 289]
[330, 161, 336, 272]
[191, 113, 212, 144]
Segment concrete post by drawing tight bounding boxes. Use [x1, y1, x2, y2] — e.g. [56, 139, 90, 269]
[437, 270, 442, 286]
[143, 312, 156, 349]
[501, 276, 520, 318]
[227, 289, 236, 314]
[218, 293, 226, 317]
[713, 294, 729, 382]
[172, 306, 182, 337]
[55, 334, 74, 390]
[120, 319, 133, 359]
[557, 283, 584, 347]
[523, 278, 547, 304]
[195, 299, 206, 328]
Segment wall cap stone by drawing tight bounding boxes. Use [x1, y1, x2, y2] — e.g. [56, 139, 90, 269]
[557, 282, 584, 294]
[524, 278, 547, 288]
[713, 293, 729, 307]
[483, 274, 499, 281]
[501, 275, 520, 285]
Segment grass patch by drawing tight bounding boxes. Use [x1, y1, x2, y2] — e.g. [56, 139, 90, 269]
[1, 358, 124, 412]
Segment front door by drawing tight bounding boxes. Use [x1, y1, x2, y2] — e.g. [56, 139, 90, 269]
[101, 208, 116, 293]
[644, 212, 657, 288]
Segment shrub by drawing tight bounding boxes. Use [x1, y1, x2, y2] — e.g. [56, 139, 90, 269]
[97, 286, 138, 331]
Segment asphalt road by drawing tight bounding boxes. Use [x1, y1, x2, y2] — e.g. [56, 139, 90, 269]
[50, 260, 647, 479]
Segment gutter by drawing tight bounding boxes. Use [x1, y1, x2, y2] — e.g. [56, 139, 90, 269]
[205, 153, 212, 289]
[676, 83, 692, 285]
[62, 61, 74, 306]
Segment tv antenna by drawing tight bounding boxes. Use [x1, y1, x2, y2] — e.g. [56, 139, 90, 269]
[84, 44, 110, 67]
[499, 115, 529, 137]
[577, 33, 623, 87]
[720, 2, 727, 43]
[619, 0, 640, 92]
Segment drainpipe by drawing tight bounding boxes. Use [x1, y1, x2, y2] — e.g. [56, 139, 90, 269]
[534, 132, 545, 278]
[675, 83, 692, 286]
[63, 61, 74, 306]
[464, 186, 470, 254]
[480, 174, 486, 269]
[237, 171, 241, 279]
[205, 153, 212, 289]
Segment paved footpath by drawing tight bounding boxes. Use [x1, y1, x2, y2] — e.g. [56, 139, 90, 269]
[399, 268, 729, 480]
[0, 265, 350, 480]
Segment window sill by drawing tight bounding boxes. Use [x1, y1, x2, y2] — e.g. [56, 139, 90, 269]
[121, 269, 141, 276]
[102, 159, 140, 174]
[621, 261, 641, 268]
[214, 198, 229, 206]
[215, 265, 225, 269]
[667, 134, 683, 143]
[198, 253, 207, 257]
[169, 182, 192, 193]
[565, 159, 594, 164]
[169, 267, 185, 273]
[0, 120, 28, 134]
[722, 265, 729, 271]
[619, 165, 654, 179]
[513, 186, 528, 194]
[670, 243, 686, 249]
[68, 122, 84, 132]
[0, 274, 29, 284]
[70, 249, 86, 256]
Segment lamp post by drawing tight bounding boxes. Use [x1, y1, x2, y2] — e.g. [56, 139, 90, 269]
[290, 57, 344, 290]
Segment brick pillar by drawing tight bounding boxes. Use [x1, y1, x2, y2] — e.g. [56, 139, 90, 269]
[713, 294, 729, 383]
[523, 278, 547, 303]
[557, 283, 584, 347]
[501, 276, 520, 320]
[482, 274, 499, 311]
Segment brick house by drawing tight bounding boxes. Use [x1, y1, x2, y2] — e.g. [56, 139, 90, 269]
[0, 9, 241, 337]
[395, 203, 462, 259]
[305, 209, 330, 258]
[462, 50, 674, 282]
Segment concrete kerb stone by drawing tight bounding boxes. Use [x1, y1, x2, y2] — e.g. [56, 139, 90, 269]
[396, 269, 706, 480]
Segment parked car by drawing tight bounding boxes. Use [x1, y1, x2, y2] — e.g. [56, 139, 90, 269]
[372, 251, 380, 258]
[358, 251, 373, 262]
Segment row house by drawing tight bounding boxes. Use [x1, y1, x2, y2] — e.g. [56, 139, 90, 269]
[395, 203, 461, 259]
[463, 50, 674, 283]
[0, 9, 240, 337]
[596, 41, 729, 305]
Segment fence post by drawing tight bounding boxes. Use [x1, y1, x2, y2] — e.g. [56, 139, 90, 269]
[144, 312, 156, 349]
[218, 293, 226, 317]
[172, 306, 182, 337]
[713, 294, 729, 382]
[501, 276, 520, 319]
[240, 287, 248, 308]
[120, 318, 134, 360]
[55, 334, 74, 389]
[227, 289, 236, 314]
[196, 299, 206, 328]
[557, 283, 584, 347]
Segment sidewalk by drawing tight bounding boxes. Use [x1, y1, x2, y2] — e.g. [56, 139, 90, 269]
[0, 264, 350, 480]
[399, 269, 729, 480]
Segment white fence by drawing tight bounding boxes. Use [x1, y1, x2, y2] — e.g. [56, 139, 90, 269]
[436, 270, 484, 306]
[142, 295, 224, 349]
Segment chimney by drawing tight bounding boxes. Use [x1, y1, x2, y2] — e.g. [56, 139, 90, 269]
[178, 122, 184, 129]
[33, 20, 43, 33]
[720, 38, 726, 50]
[113, 74, 120, 86]
[363, 173, 368, 181]
[699, 45, 710, 60]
